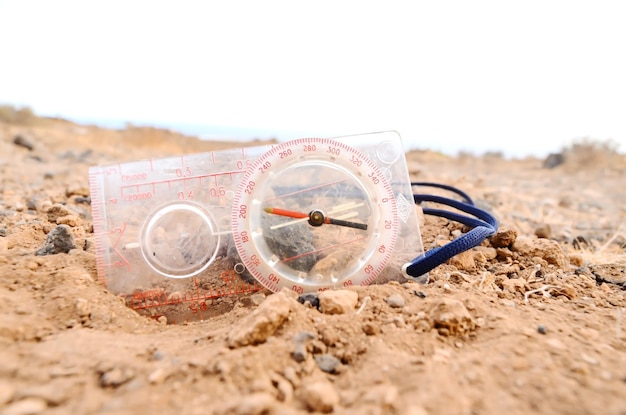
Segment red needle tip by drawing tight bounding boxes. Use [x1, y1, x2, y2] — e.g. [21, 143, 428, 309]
[264, 207, 309, 219]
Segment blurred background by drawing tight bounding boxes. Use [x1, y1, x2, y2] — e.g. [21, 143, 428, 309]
[1, 0, 625, 158]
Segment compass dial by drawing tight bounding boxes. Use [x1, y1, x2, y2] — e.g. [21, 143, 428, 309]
[231, 138, 399, 293]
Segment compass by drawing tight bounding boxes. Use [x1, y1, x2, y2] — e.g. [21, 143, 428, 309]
[231, 137, 400, 293]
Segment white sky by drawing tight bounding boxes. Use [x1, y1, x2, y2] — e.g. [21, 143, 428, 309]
[1, 0, 625, 157]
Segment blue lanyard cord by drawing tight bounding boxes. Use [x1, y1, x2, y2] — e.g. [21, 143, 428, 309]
[402, 182, 499, 279]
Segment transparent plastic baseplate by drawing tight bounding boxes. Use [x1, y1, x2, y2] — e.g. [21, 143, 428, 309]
[88, 131, 425, 323]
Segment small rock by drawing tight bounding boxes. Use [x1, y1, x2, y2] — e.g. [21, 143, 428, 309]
[537, 325, 548, 335]
[45, 203, 75, 222]
[543, 153, 565, 169]
[428, 298, 475, 337]
[74, 196, 91, 204]
[2, 397, 47, 415]
[449, 250, 476, 271]
[75, 298, 91, 317]
[228, 290, 293, 348]
[56, 214, 80, 227]
[300, 381, 339, 413]
[297, 293, 320, 309]
[535, 225, 552, 239]
[36, 200, 53, 212]
[292, 332, 315, 362]
[386, 294, 405, 308]
[512, 237, 567, 268]
[148, 368, 167, 384]
[35, 225, 76, 256]
[496, 247, 514, 259]
[13, 134, 35, 151]
[569, 254, 584, 267]
[0, 228, 6, 237]
[65, 184, 90, 197]
[99, 367, 135, 388]
[362, 322, 380, 335]
[490, 228, 518, 248]
[318, 290, 358, 314]
[413, 291, 427, 298]
[501, 278, 526, 295]
[249, 292, 266, 306]
[474, 246, 497, 261]
[314, 354, 342, 374]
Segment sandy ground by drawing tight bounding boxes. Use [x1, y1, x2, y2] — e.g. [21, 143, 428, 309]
[1, 117, 625, 415]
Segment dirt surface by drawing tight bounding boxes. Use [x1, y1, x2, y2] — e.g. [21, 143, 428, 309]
[1, 117, 625, 415]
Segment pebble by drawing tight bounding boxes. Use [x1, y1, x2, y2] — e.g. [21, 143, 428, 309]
[45, 203, 75, 222]
[543, 152, 565, 168]
[75, 298, 91, 317]
[148, 368, 167, 384]
[386, 293, 405, 308]
[99, 367, 135, 388]
[314, 354, 342, 374]
[300, 381, 339, 413]
[292, 332, 315, 362]
[428, 298, 475, 337]
[65, 184, 90, 197]
[318, 290, 358, 315]
[362, 321, 380, 335]
[511, 237, 567, 268]
[35, 224, 76, 256]
[13, 134, 35, 151]
[297, 293, 320, 309]
[490, 228, 518, 248]
[249, 292, 266, 306]
[2, 397, 47, 415]
[474, 246, 497, 260]
[537, 325, 548, 335]
[74, 196, 91, 204]
[228, 290, 293, 348]
[0, 228, 6, 237]
[56, 214, 80, 227]
[449, 250, 476, 271]
[535, 225, 552, 239]
[501, 278, 526, 294]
